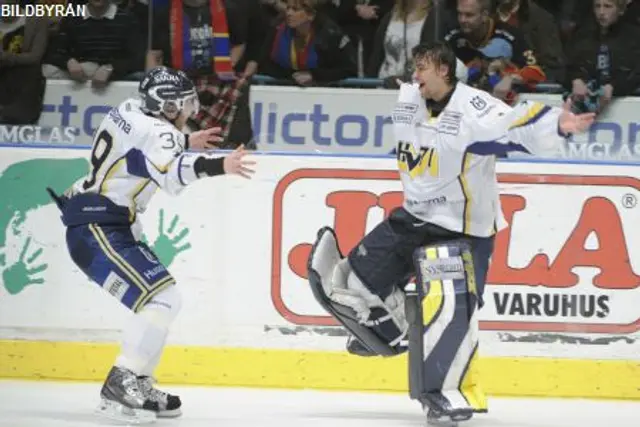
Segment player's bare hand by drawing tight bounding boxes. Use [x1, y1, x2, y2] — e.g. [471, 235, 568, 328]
[189, 127, 224, 150]
[559, 99, 596, 134]
[223, 144, 256, 179]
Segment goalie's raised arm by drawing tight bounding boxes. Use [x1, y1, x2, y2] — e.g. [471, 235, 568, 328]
[504, 100, 595, 156]
[558, 98, 597, 135]
[466, 96, 595, 158]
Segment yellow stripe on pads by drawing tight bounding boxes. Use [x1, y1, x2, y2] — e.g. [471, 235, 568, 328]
[460, 344, 487, 410]
[1, 340, 639, 400]
[422, 247, 443, 328]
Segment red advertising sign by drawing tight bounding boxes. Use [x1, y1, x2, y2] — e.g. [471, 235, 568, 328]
[272, 169, 640, 334]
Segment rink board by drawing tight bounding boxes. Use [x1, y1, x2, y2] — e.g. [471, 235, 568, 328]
[2, 340, 639, 400]
[0, 147, 639, 399]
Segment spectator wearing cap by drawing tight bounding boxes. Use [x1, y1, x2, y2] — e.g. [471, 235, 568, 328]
[259, 0, 358, 86]
[42, 0, 139, 88]
[565, 0, 640, 115]
[496, 0, 566, 83]
[444, 0, 545, 103]
[465, 38, 517, 94]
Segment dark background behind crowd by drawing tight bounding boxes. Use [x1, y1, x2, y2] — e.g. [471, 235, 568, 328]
[1, 0, 639, 148]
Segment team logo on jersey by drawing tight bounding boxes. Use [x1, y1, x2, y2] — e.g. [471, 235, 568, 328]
[470, 96, 487, 111]
[396, 141, 439, 179]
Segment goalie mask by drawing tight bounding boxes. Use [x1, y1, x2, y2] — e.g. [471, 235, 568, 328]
[138, 66, 200, 122]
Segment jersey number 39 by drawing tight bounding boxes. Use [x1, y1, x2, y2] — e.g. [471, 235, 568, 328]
[83, 129, 114, 190]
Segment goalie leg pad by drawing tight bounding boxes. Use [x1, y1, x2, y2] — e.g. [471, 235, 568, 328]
[307, 227, 407, 357]
[406, 240, 488, 418]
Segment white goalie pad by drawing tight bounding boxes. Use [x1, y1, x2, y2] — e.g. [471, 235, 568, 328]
[307, 227, 406, 356]
[308, 226, 344, 297]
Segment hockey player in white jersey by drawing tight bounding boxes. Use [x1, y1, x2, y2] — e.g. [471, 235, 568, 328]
[307, 42, 594, 426]
[47, 66, 255, 424]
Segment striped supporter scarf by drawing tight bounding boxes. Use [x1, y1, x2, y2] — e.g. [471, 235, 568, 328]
[270, 23, 318, 71]
[169, 0, 234, 80]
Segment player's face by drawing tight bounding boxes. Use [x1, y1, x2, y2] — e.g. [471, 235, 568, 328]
[174, 94, 199, 130]
[457, 0, 485, 34]
[594, 0, 621, 29]
[413, 57, 448, 99]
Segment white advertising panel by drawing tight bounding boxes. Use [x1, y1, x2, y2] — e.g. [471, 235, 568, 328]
[0, 147, 638, 362]
[0, 81, 637, 161]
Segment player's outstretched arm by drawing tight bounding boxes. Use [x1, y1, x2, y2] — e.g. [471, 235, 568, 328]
[144, 147, 256, 197]
[142, 124, 257, 196]
[183, 128, 257, 178]
[557, 98, 597, 135]
[222, 145, 256, 179]
[467, 96, 595, 158]
[503, 99, 595, 156]
[193, 145, 256, 180]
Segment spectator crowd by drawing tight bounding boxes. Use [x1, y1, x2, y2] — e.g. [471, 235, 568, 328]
[1, 0, 640, 148]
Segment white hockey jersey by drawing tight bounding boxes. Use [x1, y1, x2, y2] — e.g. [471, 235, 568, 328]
[392, 81, 567, 237]
[66, 98, 203, 223]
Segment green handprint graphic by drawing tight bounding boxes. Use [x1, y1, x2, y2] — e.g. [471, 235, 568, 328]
[2, 237, 48, 295]
[142, 209, 192, 267]
[0, 157, 89, 297]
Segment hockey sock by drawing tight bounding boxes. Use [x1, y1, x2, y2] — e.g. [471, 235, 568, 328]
[139, 336, 166, 378]
[115, 285, 182, 375]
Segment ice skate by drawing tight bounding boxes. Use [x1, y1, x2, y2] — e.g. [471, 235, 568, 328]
[95, 366, 157, 424]
[138, 376, 182, 418]
[424, 403, 473, 427]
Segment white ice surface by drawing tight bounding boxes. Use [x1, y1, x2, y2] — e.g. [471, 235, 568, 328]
[0, 380, 639, 427]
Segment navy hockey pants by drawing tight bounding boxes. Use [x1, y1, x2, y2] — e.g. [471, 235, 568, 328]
[347, 207, 495, 307]
[66, 224, 175, 312]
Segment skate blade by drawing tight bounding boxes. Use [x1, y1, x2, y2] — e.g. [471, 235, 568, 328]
[95, 398, 157, 424]
[157, 408, 182, 418]
[426, 411, 473, 427]
[427, 417, 458, 427]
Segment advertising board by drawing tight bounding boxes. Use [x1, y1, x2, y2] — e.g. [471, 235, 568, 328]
[0, 147, 638, 398]
[3, 81, 639, 162]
